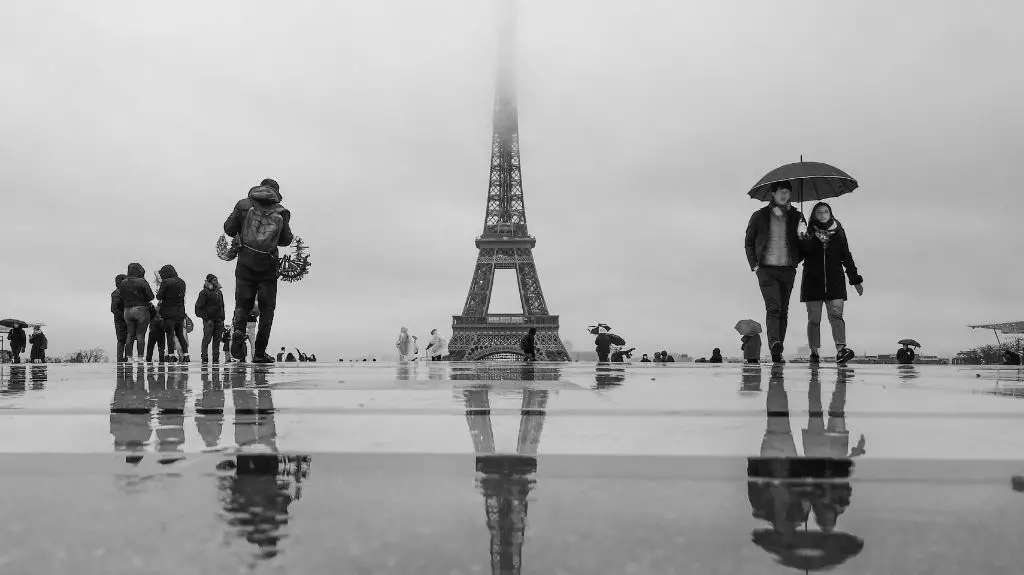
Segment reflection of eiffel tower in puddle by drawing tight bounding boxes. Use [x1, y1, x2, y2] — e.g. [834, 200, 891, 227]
[463, 387, 548, 575]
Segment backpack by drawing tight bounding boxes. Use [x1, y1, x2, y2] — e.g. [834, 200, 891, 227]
[240, 203, 285, 255]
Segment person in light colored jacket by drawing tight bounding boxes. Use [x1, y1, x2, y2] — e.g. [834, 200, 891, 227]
[395, 327, 416, 361]
[426, 329, 448, 361]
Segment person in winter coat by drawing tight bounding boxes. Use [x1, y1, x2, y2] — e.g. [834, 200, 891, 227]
[156, 264, 189, 362]
[798, 202, 864, 365]
[520, 328, 537, 362]
[221, 327, 233, 363]
[745, 181, 808, 363]
[741, 334, 762, 364]
[195, 274, 226, 363]
[224, 178, 294, 364]
[395, 327, 415, 361]
[594, 327, 612, 362]
[662, 350, 675, 362]
[285, 352, 296, 362]
[426, 329, 447, 361]
[111, 274, 128, 362]
[895, 344, 915, 365]
[145, 303, 165, 362]
[709, 348, 724, 363]
[277, 347, 286, 362]
[28, 326, 47, 363]
[7, 326, 27, 364]
[118, 262, 155, 362]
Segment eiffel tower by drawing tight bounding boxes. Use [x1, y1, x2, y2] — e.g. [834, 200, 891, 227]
[463, 384, 549, 575]
[448, 0, 569, 362]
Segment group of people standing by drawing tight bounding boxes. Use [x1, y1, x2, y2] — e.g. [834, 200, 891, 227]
[111, 178, 293, 365]
[395, 327, 449, 361]
[745, 181, 864, 364]
[4, 325, 47, 364]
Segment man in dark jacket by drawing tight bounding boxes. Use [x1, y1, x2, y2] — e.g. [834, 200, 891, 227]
[594, 330, 612, 362]
[744, 181, 807, 363]
[146, 303, 165, 362]
[7, 326, 27, 364]
[157, 264, 190, 362]
[223, 178, 293, 364]
[111, 274, 128, 362]
[196, 274, 226, 363]
[520, 328, 537, 362]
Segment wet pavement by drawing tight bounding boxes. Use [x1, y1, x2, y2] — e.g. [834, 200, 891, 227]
[1, 361, 1022, 574]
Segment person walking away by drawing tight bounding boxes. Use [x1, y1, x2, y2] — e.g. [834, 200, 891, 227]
[741, 334, 762, 364]
[745, 181, 807, 363]
[28, 326, 47, 363]
[709, 348, 723, 363]
[195, 274, 226, 364]
[395, 327, 415, 361]
[157, 265, 190, 362]
[594, 327, 612, 362]
[224, 178, 293, 364]
[277, 347, 286, 362]
[145, 303, 165, 362]
[426, 329, 447, 361]
[798, 202, 863, 365]
[119, 262, 154, 364]
[520, 328, 538, 362]
[8, 325, 27, 364]
[111, 274, 128, 362]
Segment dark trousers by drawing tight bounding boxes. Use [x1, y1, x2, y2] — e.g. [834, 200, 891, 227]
[597, 348, 610, 362]
[756, 266, 797, 350]
[147, 323, 165, 361]
[164, 318, 188, 355]
[231, 266, 278, 359]
[10, 344, 24, 364]
[114, 316, 128, 361]
[202, 319, 224, 360]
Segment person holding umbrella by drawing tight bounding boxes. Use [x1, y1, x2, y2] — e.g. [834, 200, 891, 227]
[896, 340, 919, 364]
[735, 319, 763, 364]
[3, 321, 28, 364]
[799, 202, 864, 364]
[744, 181, 807, 363]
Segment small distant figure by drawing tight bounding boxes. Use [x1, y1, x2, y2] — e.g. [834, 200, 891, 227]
[1002, 350, 1021, 366]
[119, 262, 155, 364]
[594, 327, 612, 362]
[277, 347, 286, 362]
[243, 309, 259, 361]
[741, 334, 762, 364]
[610, 346, 634, 363]
[309, 353, 317, 362]
[652, 351, 662, 362]
[28, 326, 47, 364]
[896, 344, 916, 365]
[297, 349, 308, 362]
[640, 354, 651, 363]
[286, 352, 296, 362]
[395, 327, 416, 361]
[695, 357, 708, 363]
[520, 328, 537, 362]
[426, 329, 448, 361]
[111, 274, 128, 362]
[709, 348, 723, 363]
[195, 274, 226, 364]
[662, 350, 675, 363]
[145, 303, 165, 362]
[221, 327, 233, 363]
[7, 325, 27, 364]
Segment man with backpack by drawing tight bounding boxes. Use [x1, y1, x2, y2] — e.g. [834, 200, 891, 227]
[223, 178, 293, 364]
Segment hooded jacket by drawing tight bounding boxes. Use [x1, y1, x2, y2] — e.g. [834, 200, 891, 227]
[798, 220, 862, 302]
[157, 265, 187, 319]
[111, 274, 128, 316]
[195, 283, 226, 321]
[119, 263, 155, 309]
[744, 204, 806, 270]
[223, 185, 294, 276]
[8, 327, 26, 348]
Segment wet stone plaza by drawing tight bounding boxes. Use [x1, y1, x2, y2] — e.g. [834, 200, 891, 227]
[1, 361, 1023, 574]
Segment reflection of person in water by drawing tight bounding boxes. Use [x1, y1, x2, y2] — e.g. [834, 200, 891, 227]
[3, 365, 27, 396]
[110, 364, 153, 464]
[196, 365, 228, 450]
[216, 366, 310, 561]
[594, 365, 626, 389]
[740, 363, 763, 394]
[748, 365, 865, 570]
[148, 364, 188, 464]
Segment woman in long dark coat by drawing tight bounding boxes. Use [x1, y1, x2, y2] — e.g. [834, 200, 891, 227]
[799, 202, 864, 364]
[28, 326, 48, 363]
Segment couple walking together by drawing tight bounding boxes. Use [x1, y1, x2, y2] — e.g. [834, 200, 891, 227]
[745, 181, 864, 364]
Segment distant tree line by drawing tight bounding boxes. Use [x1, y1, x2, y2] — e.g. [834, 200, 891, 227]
[958, 337, 1023, 364]
[45, 346, 108, 364]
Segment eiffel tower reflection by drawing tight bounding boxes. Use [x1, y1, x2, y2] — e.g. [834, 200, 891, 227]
[462, 373, 549, 575]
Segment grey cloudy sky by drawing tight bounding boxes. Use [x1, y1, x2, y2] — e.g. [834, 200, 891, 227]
[3, 0, 1022, 359]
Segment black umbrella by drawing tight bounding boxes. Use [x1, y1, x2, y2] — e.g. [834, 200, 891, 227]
[608, 334, 626, 346]
[752, 529, 864, 571]
[587, 324, 611, 335]
[749, 158, 858, 206]
[0, 319, 28, 329]
[898, 339, 922, 348]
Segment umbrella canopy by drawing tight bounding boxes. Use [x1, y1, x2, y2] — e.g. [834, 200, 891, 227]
[608, 334, 626, 346]
[735, 319, 763, 336]
[749, 161, 858, 203]
[587, 323, 611, 335]
[0, 319, 28, 329]
[898, 339, 922, 348]
[752, 529, 864, 571]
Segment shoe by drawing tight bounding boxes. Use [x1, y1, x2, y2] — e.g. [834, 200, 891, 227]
[201, 357, 209, 364]
[230, 333, 245, 361]
[770, 341, 784, 364]
[252, 353, 275, 364]
[837, 348, 856, 364]
[168, 351, 179, 363]
[182, 355, 191, 363]
[809, 352, 820, 364]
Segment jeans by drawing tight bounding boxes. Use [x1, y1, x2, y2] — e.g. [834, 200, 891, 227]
[164, 318, 188, 356]
[147, 323, 165, 361]
[756, 266, 796, 350]
[114, 316, 128, 361]
[806, 300, 846, 351]
[231, 265, 278, 359]
[123, 306, 150, 358]
[202, 319, 224, 360]
[10, 344, 24, 364]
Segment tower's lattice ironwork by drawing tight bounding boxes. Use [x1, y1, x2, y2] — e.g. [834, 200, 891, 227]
[448, 0, 569, 362]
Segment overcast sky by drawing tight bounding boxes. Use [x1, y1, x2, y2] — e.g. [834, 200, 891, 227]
[3, 0, 1022, 359]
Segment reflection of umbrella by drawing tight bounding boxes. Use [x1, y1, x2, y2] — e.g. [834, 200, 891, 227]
[0, 319, 28, 329]
[752, 529, 864, 571]
[735, 319, 763, 336]
[749, 159, 858, 203]
[898, 339, 921, 348]
[587, 324, 611, 335]
[609, 334, 626, 346]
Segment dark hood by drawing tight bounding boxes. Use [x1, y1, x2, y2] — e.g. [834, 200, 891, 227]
[127, 263, 145, 278]
[159, 265, 178, 279]
[115, 274, 127, 288]
[248, 185, 283, 207]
